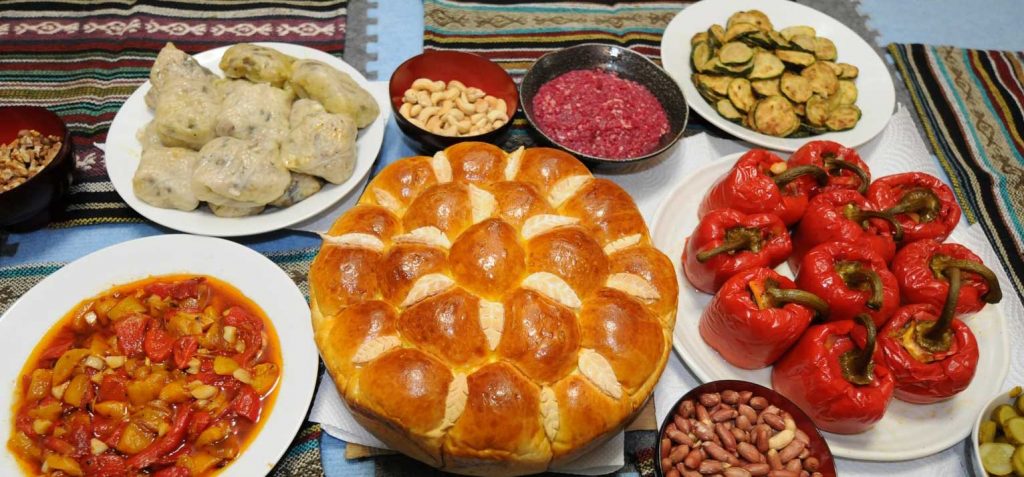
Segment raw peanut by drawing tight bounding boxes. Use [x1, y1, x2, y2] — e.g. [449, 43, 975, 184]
[800, 472, 809, 477]
[764, 405, 782, 416]
[768, 471, 798, 477]
[665, 469, 680, 477]
[699, 393, 721, 407]
[696, 404, 712, 424]
[754, 425, 771, 453]
[678, 417, 693, 434]
[767, 450, 783, 470]
[738, 404, 757, 422]
[763, 413, 786, 431]
[736, 415, 753, 431]
[777, 440, 806, 463]
[683, 471, 703, 477]
[684, 448, 703, 469]
[698, 460, 725, 474]
[669, 444, 690, 463]
[744, 463, 771, 476]
[749, 396, 769, 410]
[663, 457, 674, 471]
[768, 429, 795, 450]
[722, 390, 740, 404]
[798, 448, 810, 459]
[661, 437, 672, 456]
[693, 421, 715, 442]
[739, 391, 753, 404]
[725, 468, 753, 477]
[803, 457, 820, 472]
[703, 441, 738, 466]
[794, 429, 810, 444]
[731, 427, 748, 443]
[674, 415, 689, 432]
[737, 442, 761, 463]
[712, 409, 739, 422]
[679, 400, 696, 418]
[784, 459, 802, 472]
[716, 423, 737, 452]
[811, 473, 823, 477]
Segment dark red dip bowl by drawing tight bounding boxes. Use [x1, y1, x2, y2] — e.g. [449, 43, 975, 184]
[656, 380, 837, 477]
[0, 106, 73, 231]
[389, 50, 519, 152]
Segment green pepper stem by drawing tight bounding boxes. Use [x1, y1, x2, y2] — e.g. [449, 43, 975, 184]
[840, 314, 877, 385]
[824, 158, 870, 194]
[916, 267, 960, 352]
[930, 255, 1003, 304]
[836, 261, 885, 310]
[696, 226, 764, 263]
[772, 164, 829, 188]
[765, 281, 831, 318]
[883, 188, 941, 223]
[842, 204, 905, 242]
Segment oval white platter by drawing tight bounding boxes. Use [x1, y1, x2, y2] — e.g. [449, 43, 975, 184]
[106, 42, 387, 237]
[651, 153, 1010, 461]
[0, 234, 318, 476]
[660, 0, 896, 152]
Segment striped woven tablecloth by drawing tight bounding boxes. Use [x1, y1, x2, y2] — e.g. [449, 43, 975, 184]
[889, 44, 1024, 305]
[0, 0, 349, 228]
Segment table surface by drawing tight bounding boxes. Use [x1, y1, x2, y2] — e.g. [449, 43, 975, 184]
[3, 1, 1021, 476]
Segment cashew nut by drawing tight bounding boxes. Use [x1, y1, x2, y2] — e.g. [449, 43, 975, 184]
[399, 77, 511, 137]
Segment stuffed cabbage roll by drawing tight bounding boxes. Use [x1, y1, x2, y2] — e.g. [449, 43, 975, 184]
[219, 43, 295, 87]
[215, 80, 292, 143]
[136, 121, 163, 147]
[281, 106, 357, 184]
[287, 59, 379, 128]
[147, 43, 214, 109]
[290, 98, 326, 124]
[270, 172, 323, 208]
[209, 203, 265, 217]
[192, 137, 291, 206]
[154, 79, 221, 150]
[132, 145, 200, 211]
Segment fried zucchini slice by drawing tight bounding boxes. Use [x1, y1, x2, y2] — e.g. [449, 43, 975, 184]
[751, 78, 781, 97]
[724, 22, 761, 42]
[825, 105, 861, 131]
[716, 99, 744, 122]
[788, 35, 817, 53]
[739, 32, 774, 49]
[831, 80, 858, 107]
[820, 61, 843, 77]
[728, 78, 756, 112]
[696, 81, 723, 103]
[695, 74, 733, 97]
[794, 102, 806, 117]
[805, 94, 830, 127]
[813, 37, 838, 61]
[780, 25, 816, 41]
[714, 59, 754, 76]
[691, 31, 709, 47]
[780, 72, 813, 103]
[802, 62, 839, 96]
[708, 24, 726, 49]
[752, 95, 800, 137]
[719, 42, 754, 65]
[692, 41, 713, 71]
[748, 51, 785, 79]
[838, 63, 860, 79]
[767, 31, 791, 49]
[727, 10, 773, 32]
[776, 50, 817, 68]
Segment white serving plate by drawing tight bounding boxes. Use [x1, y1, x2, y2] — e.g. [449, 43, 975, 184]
[651, 153, 1010, 461]
[0, 235, 318, 476]
[660, 0, 896, 152]
[106, 42, 387, 237]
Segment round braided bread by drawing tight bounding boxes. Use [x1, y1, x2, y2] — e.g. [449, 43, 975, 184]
[309, 142, 677, 476]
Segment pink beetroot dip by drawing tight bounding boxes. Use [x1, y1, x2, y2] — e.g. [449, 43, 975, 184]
[531, 68, 670, 160]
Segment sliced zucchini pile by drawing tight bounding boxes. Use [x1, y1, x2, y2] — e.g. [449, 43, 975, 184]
[689, 9, 862, 137]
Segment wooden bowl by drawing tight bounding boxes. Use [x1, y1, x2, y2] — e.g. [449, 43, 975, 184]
[656, 380, 837, 477]
[0, 106, 73, 231]
[389, 50, 519, 152]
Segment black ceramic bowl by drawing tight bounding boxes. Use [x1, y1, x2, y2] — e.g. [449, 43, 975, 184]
[656, 380, 837, 477]
[520, 43, 688, 168]
[0, 106, 73, 231]
[389, 50, 519, 152]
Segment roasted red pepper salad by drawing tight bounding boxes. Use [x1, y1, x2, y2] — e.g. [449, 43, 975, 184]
[7, 275, 281, 476]
[684, 140, 1004, 434]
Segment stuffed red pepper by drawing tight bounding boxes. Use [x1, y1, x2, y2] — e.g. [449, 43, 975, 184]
[700, 267, 829, 369]
[867, 172, 961, 243]
[789, 190, 903, 273]
[699, 149, 828, 226]
[683, 208, 792, 293]
[788, 140, 871, 195]
[796, 241, 899, 327]
[891, 239, 1002, 316]
[772, 314, 895, 434]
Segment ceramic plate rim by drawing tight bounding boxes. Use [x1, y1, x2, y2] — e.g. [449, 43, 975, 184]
[106, 42, 387, 237]
[0, 234, 318, 476]
[651, 153, 1011, 461]
[660, 0, 896, 152]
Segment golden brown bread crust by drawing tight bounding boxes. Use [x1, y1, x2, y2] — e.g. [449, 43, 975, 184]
[309, 142, 677, 475]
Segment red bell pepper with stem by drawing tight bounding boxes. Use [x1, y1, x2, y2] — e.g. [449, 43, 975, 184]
[891, 240, 1002, 316]
[867, 173, 961, 244]
[700, 267, 829, 369]
[788, 140, 871, 195]
[683, 209, 792, 293]
[699, 149, 829, 226]
[789, 190, 903, 273]
[870, 303, 979, 404]
[796, 241, 899, 327]
[772, 314, 895, 434]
